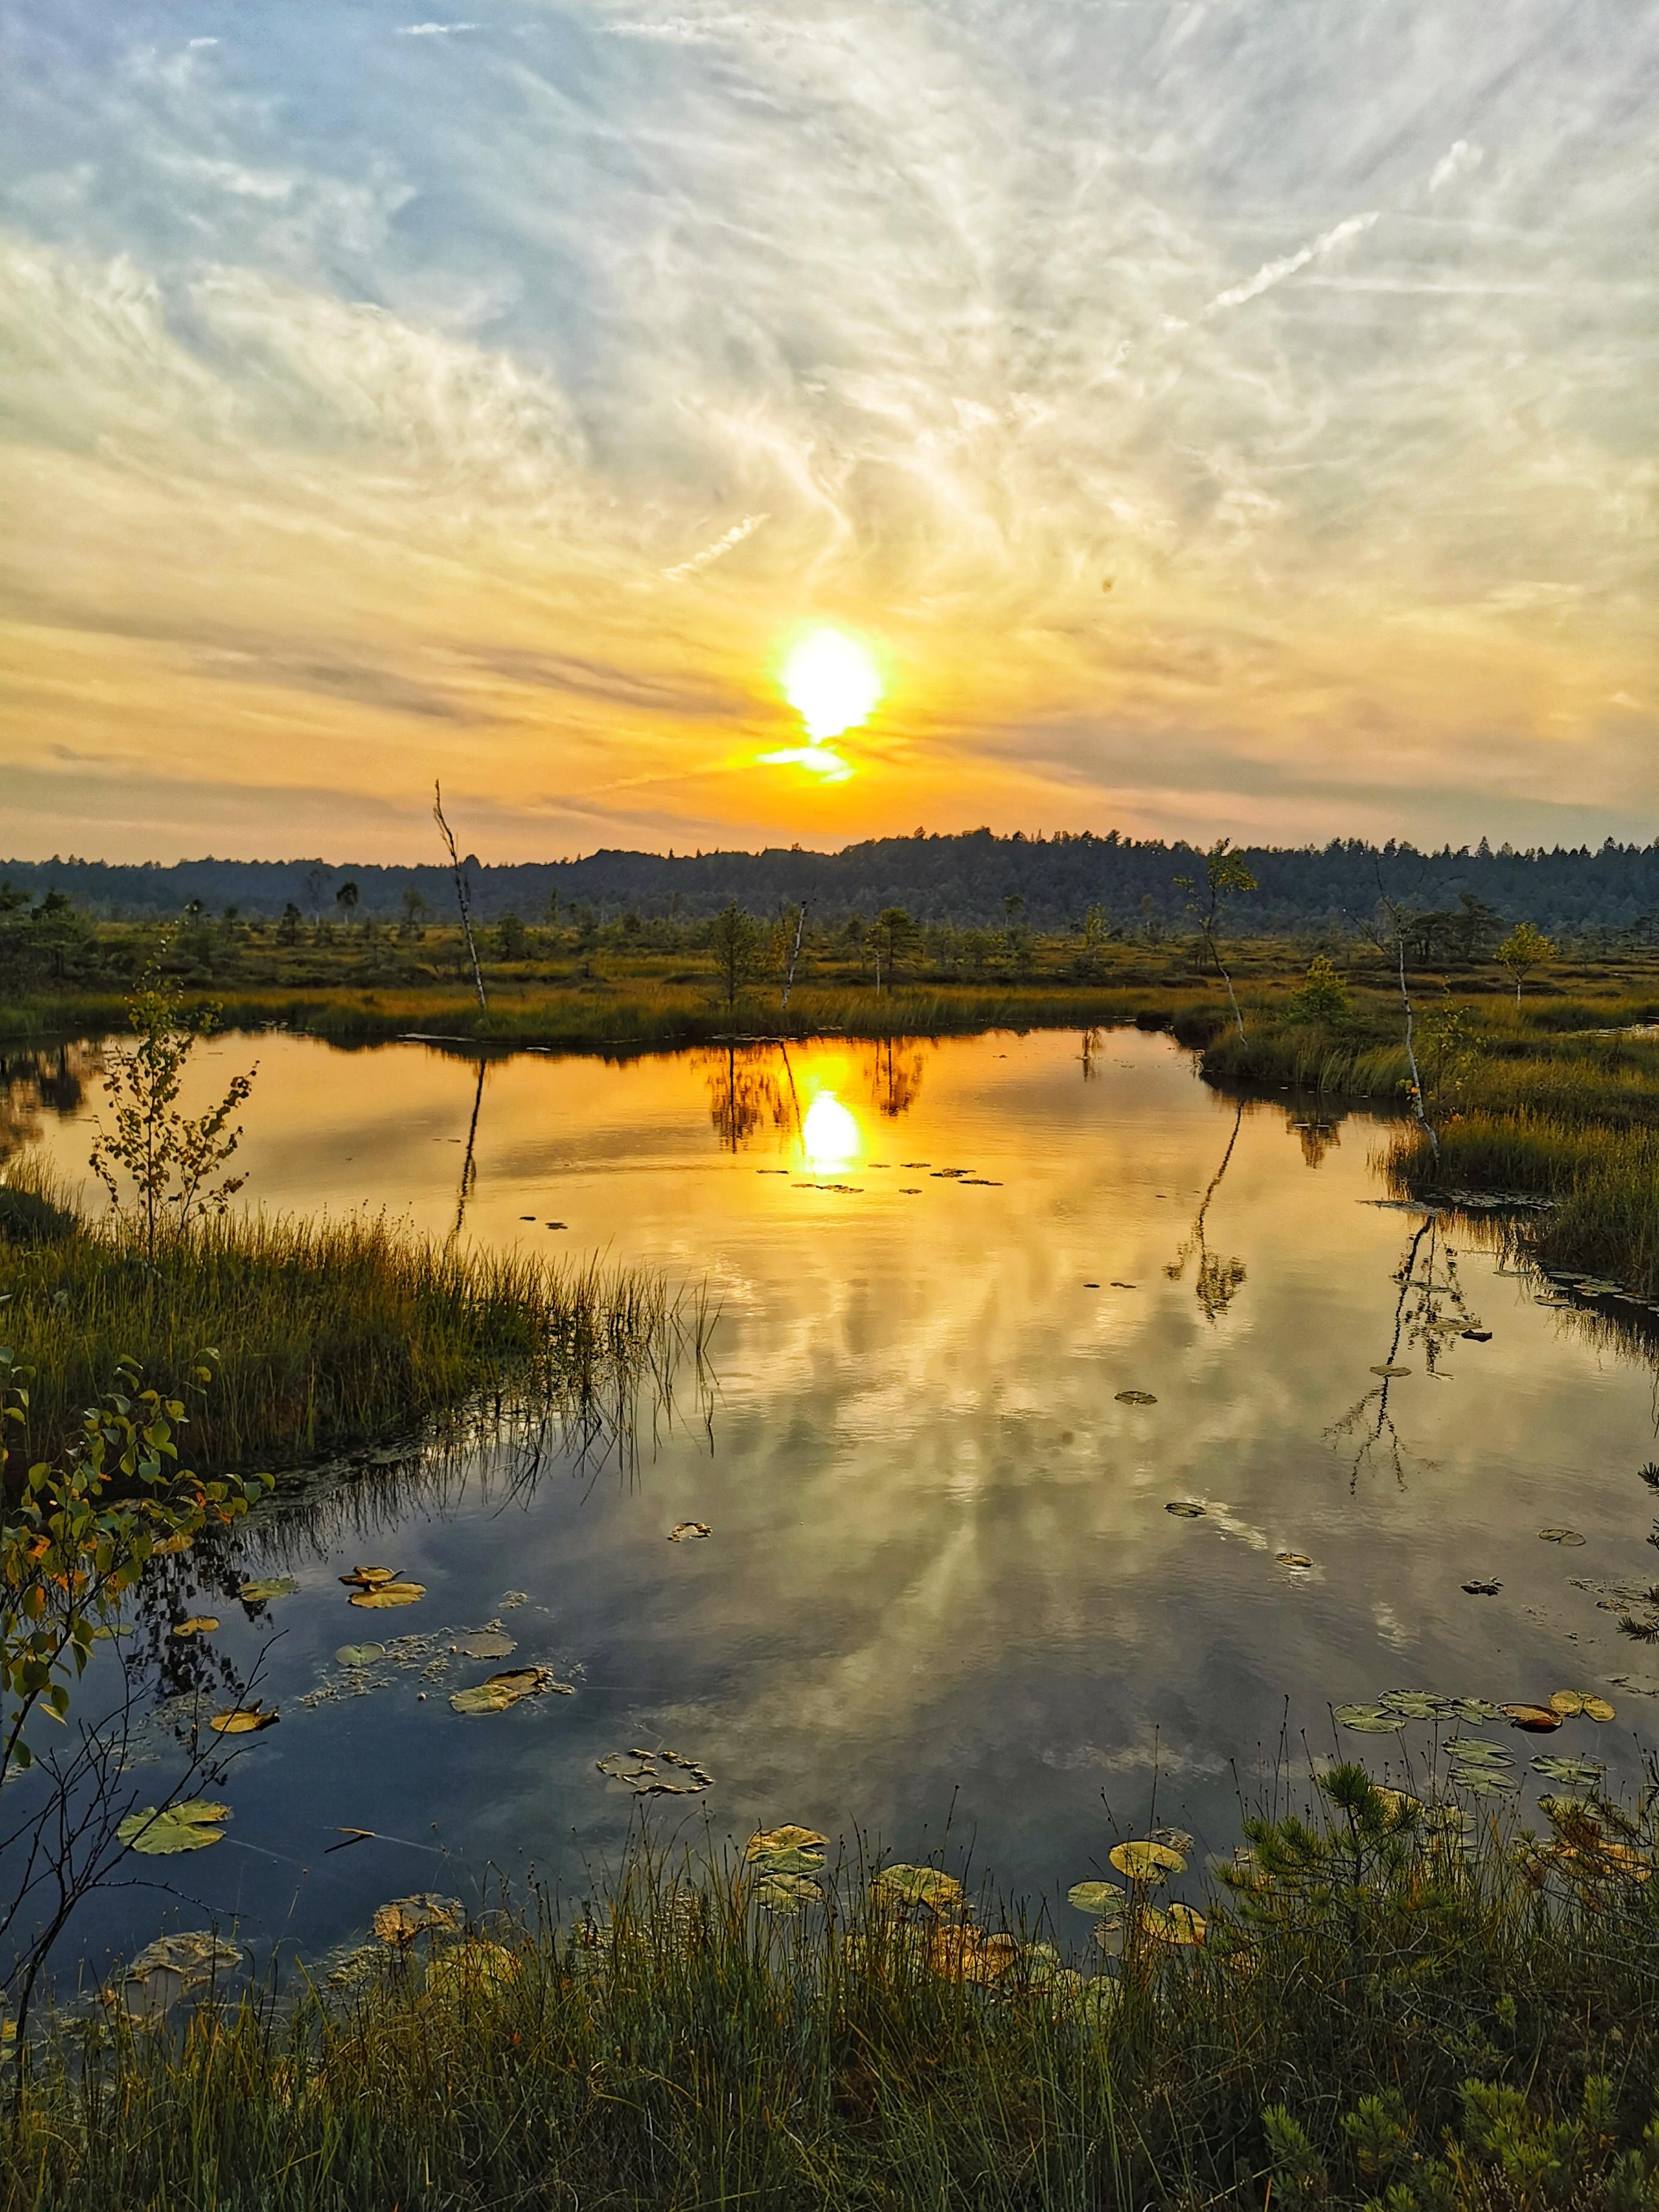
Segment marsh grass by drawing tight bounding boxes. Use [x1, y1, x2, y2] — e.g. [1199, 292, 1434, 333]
[0, 1170, 702, 1479]
[8, 1774, 1659, 2211]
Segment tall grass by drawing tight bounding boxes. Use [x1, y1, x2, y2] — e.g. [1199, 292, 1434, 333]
[0, 1179, 702, 1477]
[8, 1775, 1659, 2211]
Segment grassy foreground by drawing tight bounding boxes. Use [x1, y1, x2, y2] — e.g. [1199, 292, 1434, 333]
[0, 1179, 695, 1479]
[10, 1772, 1659, 2211]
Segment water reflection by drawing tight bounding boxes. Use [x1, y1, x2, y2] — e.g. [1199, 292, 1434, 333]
[0, 1044, 98, 1164]
[8, 1028, 1659, 1980]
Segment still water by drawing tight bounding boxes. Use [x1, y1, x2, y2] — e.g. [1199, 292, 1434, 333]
[10, 1026, 1659, 1972]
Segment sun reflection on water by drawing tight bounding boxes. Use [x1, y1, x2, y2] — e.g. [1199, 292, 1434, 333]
[800, 1089, 861, 1175]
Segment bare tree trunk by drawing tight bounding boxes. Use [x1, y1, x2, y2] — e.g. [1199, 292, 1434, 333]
[433, 781, 488, 1013]
[1396, 933, 1438, 1164]
[780, 903, 808, 1012]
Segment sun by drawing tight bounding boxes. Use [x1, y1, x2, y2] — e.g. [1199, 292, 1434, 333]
[760, 627, 883, 782]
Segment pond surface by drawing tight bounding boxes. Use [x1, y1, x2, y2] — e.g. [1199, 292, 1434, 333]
[10, 1026, 1659, 1974]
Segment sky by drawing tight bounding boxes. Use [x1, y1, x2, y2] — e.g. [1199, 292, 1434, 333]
[1, 1, 1655, 864]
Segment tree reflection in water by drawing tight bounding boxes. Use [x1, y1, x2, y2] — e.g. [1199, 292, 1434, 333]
[1325, 1211, 1484, 1491]
[1166, 1101, 1248, 1322]
[0, 1044, 98, 1165]
[863, 1039, 925, 1120]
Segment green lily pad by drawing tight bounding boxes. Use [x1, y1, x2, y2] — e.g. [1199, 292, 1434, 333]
[1379, 1691, 1439, 1720]
[748, 1843, 826, 1875]
[746, 1825, 827, 1860]
[335, 1643, 385, 1668]
[1067, 1880, 1127, 1918]
[452, 1630, 515, 1661]
[1334, 1704, 1404, 1734]
[116, 1800, 230, 1855]
[1532, 1755, 1606, 1788]
[754, 1872, 820, 1912]
[871, 1864, 964, 1912]
[1448, 1768, 1515, 1800]
[238, 1577, 298, 1603]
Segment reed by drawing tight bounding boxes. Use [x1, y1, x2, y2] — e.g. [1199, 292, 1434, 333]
[7, 1773, 1658, 2211]
[0, 1174, 701, 1478]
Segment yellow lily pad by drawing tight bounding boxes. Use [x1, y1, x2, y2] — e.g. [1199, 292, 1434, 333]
[209, 1703, 279, 1736]
[339, 1567, 399, 1589]
[1116, 1390, 1158, 1406]
[871, 1863, 964, 1914]
[349, 1582, 426, 1610]
[449, 1667, 561, 1715]
[1110, 1839, 1187, 1882]
[372, 1894, 462, 1946]
[746, 1825, 828, 1860]
[1067, 1880, 1127, 1918]
[668, 1522, 711, 1542]
[170, 1617, 219, 1639]
[1141, 1903, 1206, 1945]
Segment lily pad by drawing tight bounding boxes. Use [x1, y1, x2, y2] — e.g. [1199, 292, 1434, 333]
[1370, 1364, 1411, 1378]
[1141, 1903, 1205, 1946]
[209, 1702, 279, 1736]
[1440, 1697, 1501, 1724]
[1334, 1705, 1404, 1734]
[748, 1825, 827, 1857]
[451, 1629, 516, 1661]
[1503, 1703, 1563, 1732]
[1445, 1740, 1513, 1768]
[1449, 1766, 1515, 1800]
[1149, 1826, 1196, 1854]
[125, 1931, 240, 1985]
[1463, 1579, 1503, 1595]
[426, 1940, 517, 1993]
[116, 1800, 230, 1856]
[1532, 1755, 1606, 1788]
[340, 1567, 399, 1589]
[871, 1864, 964, 1913]
[668, 1522, 711, 1542]
[449, 1667, 563, 1715]
[1583, 1696, 1616, 1722]
[930, 1927, 1019, 1982]
[349, 1582, 426, 1610]
[1110, 1839, 1187, 1881]
[1538, 1529, 1587, 1547]
[748, 1843, 825, 1875]
[1116, 1390, 1158, 1406]
[754, 1872, 821, 1912]
[1067, 1880, 1127, 1918]
[170, 1617, 219, 1639]
[1165, 1501, 1205, 1518]
[372, 1894, 462, 1946]
[1379, 1691, 1439, 1720]
[335, 1643, 385, 1668]
[1276, 1552, 1314, 1569]
[237, 1577, 298, 1603]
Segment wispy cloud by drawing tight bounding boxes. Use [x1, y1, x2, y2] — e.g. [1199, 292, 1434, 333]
[1, 0, 1655, 860]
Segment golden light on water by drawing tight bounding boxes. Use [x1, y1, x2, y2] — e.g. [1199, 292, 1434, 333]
[760, 627, 883, 782]
[800, 1088, 862, 1173]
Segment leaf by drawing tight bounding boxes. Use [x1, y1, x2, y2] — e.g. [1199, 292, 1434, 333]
[753, 1872, 821, 1912]
[1276, 1552, 1314, 1569]
[209, 1703, 279, 1736]
[1379, 1691, 1439, 1720]
[349, 1582, 426, 1610]
[237, 1577, 298, 1602]
[125, 1931, 240, 1985]
[1462, 1579, 1503, 1595]
[448, 1666, 561, 1715]
[116, 1800, 230, 1856]
[1067, 1880, 1127, 1919]
[1334, 1705, 1404, 1734]
[1165, 1501, 1206, 1518]
[1370, 1364, 1411, 1377]
[1502, 1703, 1563, 1732]
[1149, 1826, 1196, 1854]
[1538, 1528, 1587, 1547]
[1583, 1696, 1616, 1723]
[1444, 1740, 1513, 1768]
[1140, 1903, 1205, 1946]
[746, 1825, 827, 1860]
[1449, 1767, 1515, 1800]
[747, 1843, 825, 1875]
[170, 1617, 219, 1639]
[930, 1927, 1019, 1982]
[373, 1894, 462, 1946]
[668, 1522, 712, 1542]
[1532, 1755, 1606, 1788]
[1116, 1390, 1158, 1406]
[335, 1643, 385, 1668]
[871, 1864, 964, 1913]
[340, 1567, 399, 1589]
[451, 1631, 516, 1661]
[1110, 1839, 1187, 1881]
